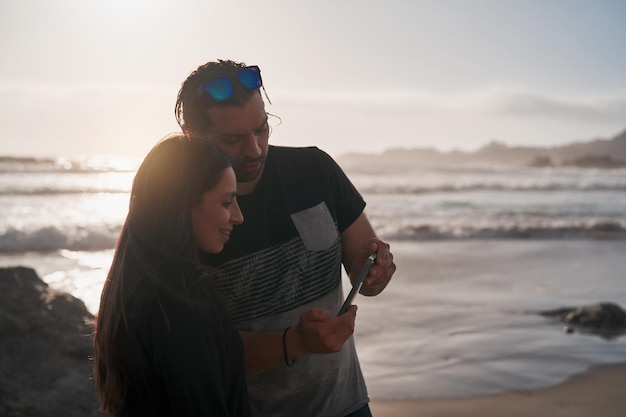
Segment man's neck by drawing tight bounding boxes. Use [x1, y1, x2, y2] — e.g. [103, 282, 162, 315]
[236, 177, 260, 195]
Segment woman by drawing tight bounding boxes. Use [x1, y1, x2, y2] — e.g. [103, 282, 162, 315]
[93, 133, 248, 416]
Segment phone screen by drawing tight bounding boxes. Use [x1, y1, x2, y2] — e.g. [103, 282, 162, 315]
[337, 253, 377, 315]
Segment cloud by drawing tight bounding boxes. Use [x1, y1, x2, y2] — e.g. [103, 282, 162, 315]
[490, 91, 626, 122]
[272, 86, 626, 123]
[0, 81, 179, 158]
[0, 81, 175, 98]
[2, 81, 625, 158]
[267, 86, 626, 156]
[4, 81, 625, 123]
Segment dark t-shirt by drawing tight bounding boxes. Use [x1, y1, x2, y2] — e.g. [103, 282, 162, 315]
[201, 145, 366, 324]
[200, 146, 369, 417]
[117, 262, 250, 417]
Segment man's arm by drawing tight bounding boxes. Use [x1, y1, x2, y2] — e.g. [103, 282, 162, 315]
[341, 212, 396, 296]
[239, 305, 357, 375]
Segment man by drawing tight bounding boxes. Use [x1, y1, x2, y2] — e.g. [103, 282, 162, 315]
[175, 60, 396, 417]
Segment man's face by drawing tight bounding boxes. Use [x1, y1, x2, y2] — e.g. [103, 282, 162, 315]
[205, 94, 270, 189]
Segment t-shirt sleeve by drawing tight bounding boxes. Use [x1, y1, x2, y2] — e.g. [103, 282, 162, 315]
[311, 147, 366, 232]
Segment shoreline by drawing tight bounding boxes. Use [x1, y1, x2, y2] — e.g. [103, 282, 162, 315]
[369, 362, 626, 417]
[2, 240, 625, 410]
[355, 239, 626, 399]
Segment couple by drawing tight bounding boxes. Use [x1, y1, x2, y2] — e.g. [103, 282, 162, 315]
[93, 60, 396, 417]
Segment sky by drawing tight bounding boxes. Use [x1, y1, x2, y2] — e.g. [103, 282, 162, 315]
[1, 0, 626, 159]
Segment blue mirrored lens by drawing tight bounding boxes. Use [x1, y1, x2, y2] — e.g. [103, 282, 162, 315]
[203, 77, 233, 102]
[237, 67, 262, 89]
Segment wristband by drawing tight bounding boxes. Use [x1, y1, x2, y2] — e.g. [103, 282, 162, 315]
[282, 327, 295, 367]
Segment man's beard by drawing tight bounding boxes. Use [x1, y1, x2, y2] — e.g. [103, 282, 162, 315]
[233, 154, 266, 183]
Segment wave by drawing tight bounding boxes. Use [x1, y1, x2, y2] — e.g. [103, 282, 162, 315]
[0, 188, 130, 196]
[359, 182, 626, 194]
[377, 221, 626, 241]
[0, 171, 134, 195]
[3, 221, 626, 254]
[0, 155, 139, 174]
[3, 181, 625, 197]
[3, 161, 626, 195]
[0, 226, 121, 253]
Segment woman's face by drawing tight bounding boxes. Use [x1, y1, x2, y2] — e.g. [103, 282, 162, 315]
[191, 167, 243, 253]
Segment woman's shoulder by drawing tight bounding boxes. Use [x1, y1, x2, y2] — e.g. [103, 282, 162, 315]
[126, 261, 216, 324]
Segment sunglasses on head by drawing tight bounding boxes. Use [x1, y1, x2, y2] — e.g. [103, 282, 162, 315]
[200, 65, 272, 104]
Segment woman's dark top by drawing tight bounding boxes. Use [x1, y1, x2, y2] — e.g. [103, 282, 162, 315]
[117, 262, 250, 417]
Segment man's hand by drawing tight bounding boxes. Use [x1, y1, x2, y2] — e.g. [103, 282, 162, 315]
[353, 238, 396, 296]
[287, 306, 357, 359]
[340, 214, 396, 297]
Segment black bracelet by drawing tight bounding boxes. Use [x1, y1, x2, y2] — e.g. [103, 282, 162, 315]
[282, 327, 295, 367]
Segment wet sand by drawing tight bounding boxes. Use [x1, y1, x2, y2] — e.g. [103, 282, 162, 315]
[370, 362, 626, 417]
[354, 240, 626, 399]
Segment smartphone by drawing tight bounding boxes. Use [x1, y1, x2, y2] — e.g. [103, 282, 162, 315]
[337, 253, 377, 316]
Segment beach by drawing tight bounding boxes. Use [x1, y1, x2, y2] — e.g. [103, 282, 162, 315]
[2, 241, 625, 395]
[370, 363, 626, 417]
[359, 240, 626, 416]
[1, 158, 625, 412]
[352, 240, 626, 401]
[2, 239, 624, 408]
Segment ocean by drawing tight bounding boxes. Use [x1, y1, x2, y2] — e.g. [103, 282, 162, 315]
[1, 154, 625, 399]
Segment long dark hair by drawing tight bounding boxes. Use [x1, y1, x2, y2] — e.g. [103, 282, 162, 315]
[93, 133, 231, 413]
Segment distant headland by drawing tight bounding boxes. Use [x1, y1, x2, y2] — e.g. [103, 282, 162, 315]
[338, 128, 626, 172]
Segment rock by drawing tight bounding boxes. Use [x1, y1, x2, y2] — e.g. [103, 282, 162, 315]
[562, 154, 626, 169]
[539, 302, 626, 339]
[528, 156, 554, 168]
[0, 266, 102, 417]
[564, 302, 626, 328]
